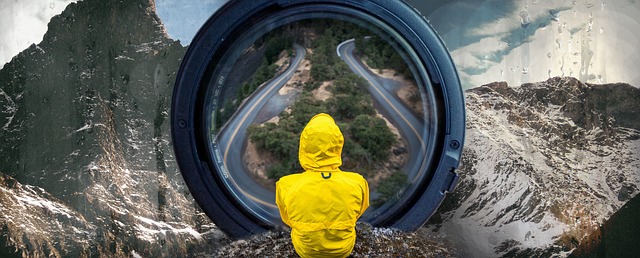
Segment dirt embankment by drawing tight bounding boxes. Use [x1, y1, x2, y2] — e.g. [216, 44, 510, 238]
[362, 61, 424, 116]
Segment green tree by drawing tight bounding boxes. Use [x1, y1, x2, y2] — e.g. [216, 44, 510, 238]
[328, 93, 375, 121]
[342, 140, 372, 166]
[349, 114, 396, 161]
[286, 92, 328, 134]
[248, 123, 297, 159]
[354, 35, 413, 79]
[372, 171, 408, 208]
[267, 161, 295, 180]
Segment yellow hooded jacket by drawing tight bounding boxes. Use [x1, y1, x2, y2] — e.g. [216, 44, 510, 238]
[276, 113, 369, 258]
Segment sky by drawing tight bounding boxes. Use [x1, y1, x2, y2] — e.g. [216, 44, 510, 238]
[423, 0, 640, 88]
[2, 0, 640, 88]
[0, 0, 225, 69]
[0, 0, 78, 69]
[154, 0, 226, 46]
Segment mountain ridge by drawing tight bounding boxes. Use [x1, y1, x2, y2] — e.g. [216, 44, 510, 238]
[0, 0, 218, 256]
[427, 76, 639, 257]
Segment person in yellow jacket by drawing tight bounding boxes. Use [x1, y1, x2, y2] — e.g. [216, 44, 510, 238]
[276, 113, 370, 258]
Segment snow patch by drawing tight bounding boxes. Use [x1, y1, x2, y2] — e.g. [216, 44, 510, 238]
[133, 215, 202, 242]
[115, 55, 134, 61]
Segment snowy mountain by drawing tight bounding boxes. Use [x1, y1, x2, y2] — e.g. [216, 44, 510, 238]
[0, 0, 224, 256]
[427, 77, 640, 257]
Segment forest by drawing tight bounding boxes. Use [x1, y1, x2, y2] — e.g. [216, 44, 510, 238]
[232, 20, 415, 207]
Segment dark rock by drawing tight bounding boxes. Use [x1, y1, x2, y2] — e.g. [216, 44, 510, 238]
[212, 223, 459, 257]
[617, 183, 636, 202]
[428, 77, 640, 257]
[0, 0, 212, 256]
[392, 146, 407, 155]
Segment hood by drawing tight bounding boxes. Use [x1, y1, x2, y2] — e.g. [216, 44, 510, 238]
[299, 113, 344, 172]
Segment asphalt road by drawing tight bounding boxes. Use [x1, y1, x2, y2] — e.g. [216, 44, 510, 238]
[337, 39, 427, 181]
[213, 40, 427, 225]
[215, 43, 306, 223]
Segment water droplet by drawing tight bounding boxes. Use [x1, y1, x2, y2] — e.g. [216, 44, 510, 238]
[522, 68, 529, 75]
[555, 38, 562, 49]
[547, 52, 552, 59]
[519, 11, 531, 27]
[49, 2, 55, 9]
[550, 10, 560, 22]
[599, 27, 604, 34]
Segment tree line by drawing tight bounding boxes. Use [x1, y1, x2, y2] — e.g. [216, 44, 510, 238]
[246, 20, 408, 207]
[205, 19, 410, 207]
[216, 32, 294, 127]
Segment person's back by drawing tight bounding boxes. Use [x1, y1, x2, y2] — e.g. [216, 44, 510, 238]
[276, 113, 369, 258]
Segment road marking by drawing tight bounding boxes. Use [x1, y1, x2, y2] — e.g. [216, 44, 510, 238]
[340, 43, 426, 152]
[220, 45, 305, 207]
[336, 38, 354, 57]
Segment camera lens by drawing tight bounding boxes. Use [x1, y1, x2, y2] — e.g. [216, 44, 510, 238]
[172, 0, 465, 237]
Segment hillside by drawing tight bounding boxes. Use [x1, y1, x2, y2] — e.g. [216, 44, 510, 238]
[427, 77, 640, 257]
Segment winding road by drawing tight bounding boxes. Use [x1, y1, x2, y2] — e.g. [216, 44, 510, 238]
[214, 39, 427, 224]
[215, 43, 306, 222]
[337, 39, 427, 181]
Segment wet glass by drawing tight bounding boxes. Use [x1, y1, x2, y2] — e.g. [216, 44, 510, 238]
[203, 17, 438, 226]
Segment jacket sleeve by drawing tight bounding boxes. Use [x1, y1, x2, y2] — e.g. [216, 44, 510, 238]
[358, 178, 370, 217]
[275, 181, 291, 227]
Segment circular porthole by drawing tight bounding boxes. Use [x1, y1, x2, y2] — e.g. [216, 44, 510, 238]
[171, 0, 465, 238]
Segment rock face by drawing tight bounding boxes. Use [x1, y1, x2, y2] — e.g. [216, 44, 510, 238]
[0, 0, 221, 256]
[213, 223, 459, 257]
[427, 77, 640, 257]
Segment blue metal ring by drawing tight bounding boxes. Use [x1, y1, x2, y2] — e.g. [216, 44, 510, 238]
[171, 0, 465, 238]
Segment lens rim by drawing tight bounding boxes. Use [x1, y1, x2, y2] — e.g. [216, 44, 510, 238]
[171, 0, 465, 238]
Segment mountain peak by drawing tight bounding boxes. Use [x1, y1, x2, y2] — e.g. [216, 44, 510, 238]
[39, 0, 171, 52]
[0, 0, 195, 256]
[430, 77, 640, 257]
[471, 77, 640, 133]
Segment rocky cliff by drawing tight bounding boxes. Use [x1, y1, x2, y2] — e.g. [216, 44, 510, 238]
[0, 0, 220, 256]
[427, 77, 640, 257]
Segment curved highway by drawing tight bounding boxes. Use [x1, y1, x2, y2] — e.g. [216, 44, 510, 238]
[214, 43, 306, 223]
[213, 40, 426, 225]
[337, 39, 426, 180]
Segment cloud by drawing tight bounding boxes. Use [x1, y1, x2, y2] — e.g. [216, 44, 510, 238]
[426, 0, 640, 88]
[457, 6, 574, 76]
[0, 0, 78, 69]
[420, 0, 520, 51]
